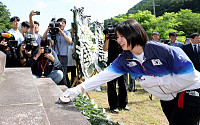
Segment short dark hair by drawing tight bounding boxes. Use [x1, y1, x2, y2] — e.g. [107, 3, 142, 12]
[21, 21, 30, 28]
[190, 33, 199, 39]
[115, 19, 149, 49]
[57, 18, 66, 24]
[169, 32, 177, 37]
[152, 32, 160, 36]
[10, 16, 20, 22]
[34, 21, 39, 26]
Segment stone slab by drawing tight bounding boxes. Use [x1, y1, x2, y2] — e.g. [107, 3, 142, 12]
[35, 78, 91, 125]
[0, 68, 49, 124]
[58, 85, 68, 92]
[0, 68, 42, 105]
[0, 51, 6, 74]
[0, 104, 50, 125]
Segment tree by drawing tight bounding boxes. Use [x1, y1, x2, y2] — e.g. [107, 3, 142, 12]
[0, 2, 11, 32]
[112, 14, 128, 23]
[126, 0, 200, 17]
[104, 10, 186, 42]
[151, 12, 184, 40]
[128, 10, 184, 41]
[176, 9, 200, 38]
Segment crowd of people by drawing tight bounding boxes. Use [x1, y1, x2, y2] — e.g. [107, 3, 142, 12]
[0, 10, 74, 87]
[1, 10, 200, 124]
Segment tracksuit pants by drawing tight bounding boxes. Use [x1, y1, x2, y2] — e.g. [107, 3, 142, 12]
[160, 88, 200, 125]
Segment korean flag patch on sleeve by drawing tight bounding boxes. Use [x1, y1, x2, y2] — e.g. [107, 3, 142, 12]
[151, 59, 163, 66]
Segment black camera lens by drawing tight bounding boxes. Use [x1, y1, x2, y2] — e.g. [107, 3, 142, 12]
[44, 46, 51, 54]
[55, 22, 62, 27]
[25, 44, 32, 51]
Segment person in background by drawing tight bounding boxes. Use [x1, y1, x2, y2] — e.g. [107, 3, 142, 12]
[60, 19, 200, 124]
[152, 32, 160, 42]
[16, 34, 38, 67]
[43, 18, 72, 87]
[20, 21, 30, 37]
[8, 16, 24, 45]
[102, 26, 129, 114]
[29, 10, 42, 47]
[0, 34, 19, 67]
[28, 38, 63, 84]
[184, 38, 191, 44]
[127, 73, 137, 92]
[168, 32, 184, 48]
[66, 42, 76, 88]
[182, 33, 200, 72]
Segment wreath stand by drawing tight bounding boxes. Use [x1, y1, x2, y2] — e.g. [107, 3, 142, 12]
[69, 19, 92, 99]
[70, 63, 91, 99]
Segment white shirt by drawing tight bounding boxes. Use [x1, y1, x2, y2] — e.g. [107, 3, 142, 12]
[67, 42, 76, 66]
[134, 52, 144, 62]
[8, 28, 24, 45]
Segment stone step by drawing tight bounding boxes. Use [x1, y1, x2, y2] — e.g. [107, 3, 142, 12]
[35, 78, 91, 125]
[0, 68, 91, 125]
[0, 68, 50, 124]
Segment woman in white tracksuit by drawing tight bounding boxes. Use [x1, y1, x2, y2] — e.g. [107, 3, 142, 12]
[60, 19, 200, 125]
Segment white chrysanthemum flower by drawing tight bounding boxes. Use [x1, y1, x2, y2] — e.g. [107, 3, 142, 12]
[94, 104, 98, 109]
[103, 108, 106, 114]
[106, 115, 111, 120]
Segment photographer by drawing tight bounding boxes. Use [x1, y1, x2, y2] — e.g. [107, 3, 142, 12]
[29, 10, 42, 47]
[102, 23, 128, 113]
[28, 37, 63, 84]
[0, 33, 19, 67]
[42, 18, 72, 87]
[17, 34, 38, 67]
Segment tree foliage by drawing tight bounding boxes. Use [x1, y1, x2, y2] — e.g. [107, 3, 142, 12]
[127, 0, 200, 17]
[176, 9, 200, 37]
[104, 0, 200, 42]
[104, 9, 200, 42]
[0, 2, 11, 32]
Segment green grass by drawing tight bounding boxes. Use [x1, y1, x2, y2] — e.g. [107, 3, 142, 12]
[87, 82, 169, 125]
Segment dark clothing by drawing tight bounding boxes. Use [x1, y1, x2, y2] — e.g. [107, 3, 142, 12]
[5, 49, 19, 67]
[182, 43, 200, 72]
[28, 50, 61, 77]
[107, 39, 122, 64]
[57, 55, 68, 86]
[66, 66, 76, 87]
[107, 75, 128, 110]
[106, 39, 128, 110]
[160, 89, 200, 125]
[0, 45, 19, 67]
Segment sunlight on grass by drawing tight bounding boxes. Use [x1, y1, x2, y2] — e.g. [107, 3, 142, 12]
[87, 82, 168, 125]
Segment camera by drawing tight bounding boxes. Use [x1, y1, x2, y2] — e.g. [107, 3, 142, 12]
[23, 34, 37, 51]
[41, 36, 52, 54]
[103, 22, 117, 40]
[0, 32, 18, 49]
[34, 11, 40, 15]
[48, 18, 62, 38]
